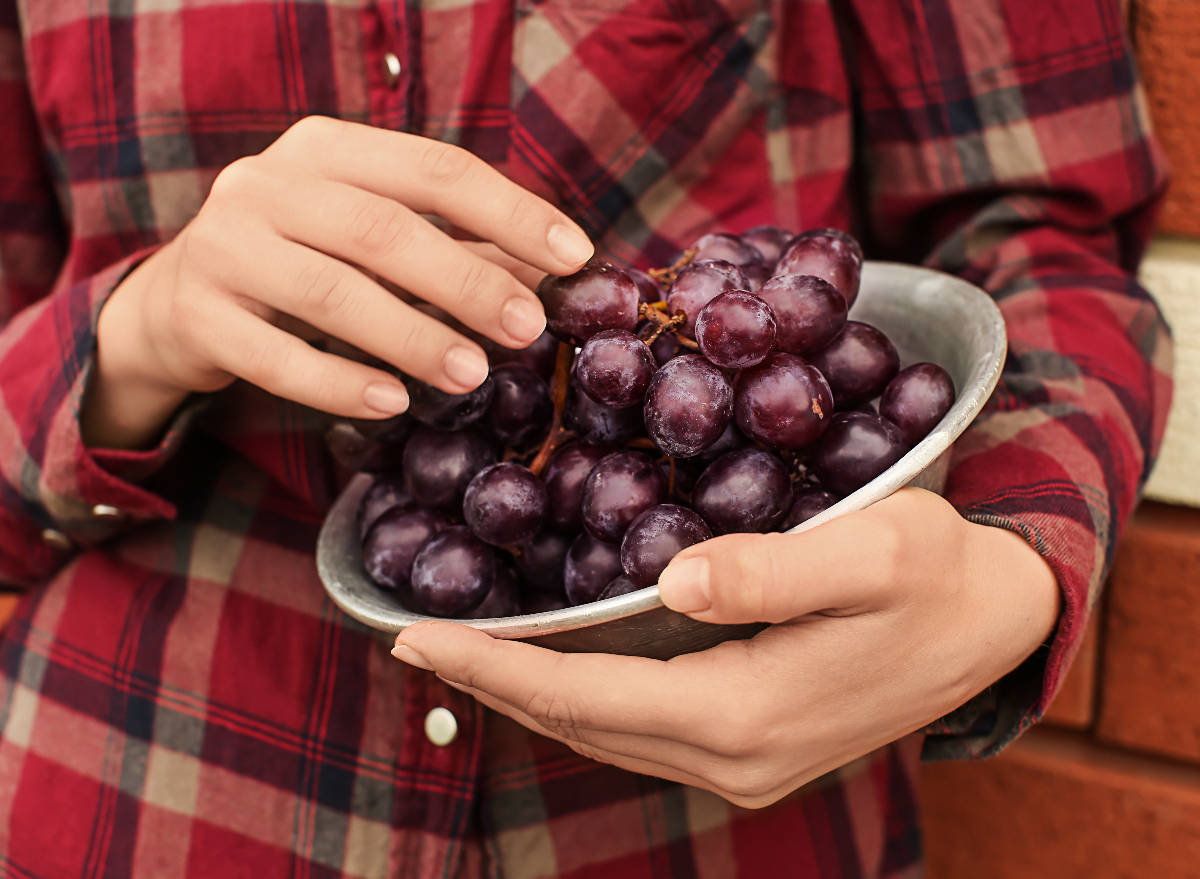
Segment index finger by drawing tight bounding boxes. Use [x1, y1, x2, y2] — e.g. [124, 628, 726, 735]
[268, 117, 594, 276]
[397, 621, 723, 742]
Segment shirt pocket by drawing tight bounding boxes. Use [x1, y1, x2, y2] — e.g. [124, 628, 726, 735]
[507, 0, 774, 239]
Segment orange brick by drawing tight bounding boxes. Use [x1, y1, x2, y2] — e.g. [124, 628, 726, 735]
[923, 727, 1200, 879]
[1042, 613, 1100, 729]
[1134, 0, 1200, 237]
[1097, 502, 1200, 763]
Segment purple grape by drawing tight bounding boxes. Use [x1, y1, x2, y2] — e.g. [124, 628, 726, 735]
[807, 322, 899, 409]
[689, 233, 768, 290]
[402, 426, 496, 510]
[536, 261, 639, 345]
[407, 375, 494, 430]
[487, 330, 560, 382]
[484, 364, 552, 449]
[734, 352, 834, 450]
[779, 488, 839, 531]
[666, 260, 748, 337]
[691, 449, 792, 535]
[410, 526, 496, 617]
[350, 412, 416, 445]
[326, 421, 406, 473]
[460, 562, 521, 619]
[358, 472, 414, 537]
[543, 442, 613, 534]
[694, 420, 751, 463]
[564, 534, 625, 605]
[362, 507, 450, 591]
[580, 451, 668, 544]
[879, 363, 956, 445]
[695, 291, 778, 369]
[597, 575, 641, 601]
[620, 505, 712, 589]
[644, 354, 734, 457]
[810, 411, 909, 496]
[628, 267, 664, 304]
[564, 378, 645, 444]
[662, 458, 701, 499]
[647, 328, 679, 366]
[755, 274, 847, 355]
[523, 588, 571, 614]
[463, 463, 547, 546]
[741, 225, 793, 265]
[775, 228, 863, 308]
[574, 329, 656, 409]
[514, 530, 572, 593]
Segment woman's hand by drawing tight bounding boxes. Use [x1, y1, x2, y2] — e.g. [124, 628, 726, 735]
[83, 117, 592, 448]
[393, 488, 1060, 809]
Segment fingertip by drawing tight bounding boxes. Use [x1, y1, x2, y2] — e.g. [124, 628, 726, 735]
[363, 380, 410, 416]
[546, 223, 594, 270]
[658, 555, 711, 614]
[500, 296, 547, 345]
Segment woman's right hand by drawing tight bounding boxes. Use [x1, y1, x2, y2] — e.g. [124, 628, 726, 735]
[83, 116, 594, 449]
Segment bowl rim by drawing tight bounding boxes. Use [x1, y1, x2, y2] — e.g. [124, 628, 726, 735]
[316, 260, 1007, 638]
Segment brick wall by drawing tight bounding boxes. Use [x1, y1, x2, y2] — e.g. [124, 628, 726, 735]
[923, 4, 1200, 873]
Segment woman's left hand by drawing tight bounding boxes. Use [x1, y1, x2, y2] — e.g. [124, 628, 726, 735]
[393, 488, 1060, 809]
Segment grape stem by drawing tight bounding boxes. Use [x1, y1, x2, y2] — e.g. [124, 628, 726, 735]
[636, 302, 699, 350]
[528, 342, 575, 476]
[647, 247, 697, 287]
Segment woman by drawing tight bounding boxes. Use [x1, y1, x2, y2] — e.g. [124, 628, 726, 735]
[0, 0, 1170, 874]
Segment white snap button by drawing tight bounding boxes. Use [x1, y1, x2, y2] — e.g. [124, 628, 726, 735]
[92, 504, 123, 519]
[41, 529, 72, 551]
[383, 53, 402, 90]
[424, 707, 457, 746]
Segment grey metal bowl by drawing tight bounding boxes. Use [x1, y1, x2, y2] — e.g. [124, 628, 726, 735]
[317, 262, 1006, 659]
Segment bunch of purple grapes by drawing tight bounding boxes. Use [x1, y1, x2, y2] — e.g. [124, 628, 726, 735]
[328, 227, 957, 619]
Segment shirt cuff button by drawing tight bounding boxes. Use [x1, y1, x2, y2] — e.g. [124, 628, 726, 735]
[383, 52, 402, 90]
[41, 529, 72, 551]
[424, 707, 458, 746]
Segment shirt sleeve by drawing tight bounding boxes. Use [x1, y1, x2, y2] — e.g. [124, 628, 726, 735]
[0, 6, 183, 588]
[834, 0, 1173, 758]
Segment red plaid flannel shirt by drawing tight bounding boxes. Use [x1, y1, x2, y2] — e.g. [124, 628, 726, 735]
[0, 0, 1171, 875]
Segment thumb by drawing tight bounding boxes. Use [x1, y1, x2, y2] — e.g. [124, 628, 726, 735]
[656, 501, 919, 625]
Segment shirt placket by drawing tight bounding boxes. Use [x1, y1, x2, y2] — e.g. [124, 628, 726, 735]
[365, 0, 419, 132]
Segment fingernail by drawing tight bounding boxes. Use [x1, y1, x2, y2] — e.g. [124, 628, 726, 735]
[363, 381, 409, 415]
[501, 297, 546, 344]
[546, 223, 593, 268]
[391, 645, 434, 671]
[658, 556, 711, 613]
[444, 346, 490, 389]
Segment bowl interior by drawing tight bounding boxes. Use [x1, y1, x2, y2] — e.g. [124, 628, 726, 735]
[316, 262, 1006, 638]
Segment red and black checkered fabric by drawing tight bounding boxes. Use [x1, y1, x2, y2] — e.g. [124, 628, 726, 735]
[0, 0, 1171, 876]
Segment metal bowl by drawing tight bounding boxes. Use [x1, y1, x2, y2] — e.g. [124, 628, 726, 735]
[316, 262, 1006, 659]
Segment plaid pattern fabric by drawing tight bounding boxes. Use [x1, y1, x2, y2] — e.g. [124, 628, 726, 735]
[0, 0, 1169, 875]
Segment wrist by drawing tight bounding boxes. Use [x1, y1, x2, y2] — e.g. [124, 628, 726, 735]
[82, 252, 192, 450]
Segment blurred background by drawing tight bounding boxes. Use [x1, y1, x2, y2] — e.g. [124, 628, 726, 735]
[1, 1, 1196, 875]
[922, 1, 1200, 875]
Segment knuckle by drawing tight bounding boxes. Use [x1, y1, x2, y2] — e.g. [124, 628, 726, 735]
[344, 199, 416, 260]
[420, 142, 478, 189]
[450, 257, 499, 310]
[713, 539, 768, 618]
[293, 261, 354, 322]
[239, 333, 290, 389]
[279, 114, 338, 152]
[209, 156, 264, 203]
[710, 762, 780, 803]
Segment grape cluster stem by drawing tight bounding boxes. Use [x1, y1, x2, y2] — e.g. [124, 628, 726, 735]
[528, 342, 576, 476]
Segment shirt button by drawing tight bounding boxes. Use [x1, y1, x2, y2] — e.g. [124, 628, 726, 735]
[424, 707, 457, 746]
[41, 529, 72, 551]
[383, 52, 402, 90]
[92, 504, 123, 519]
